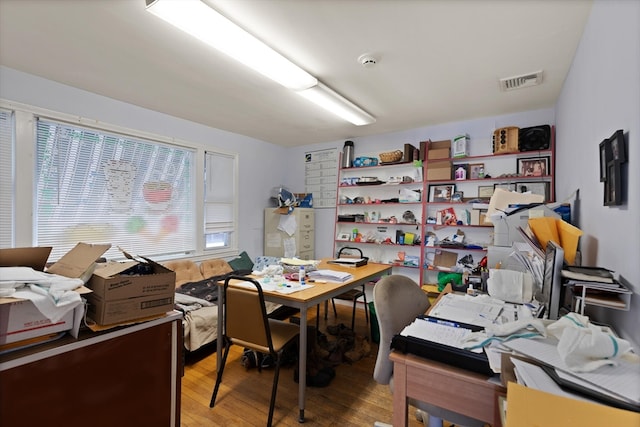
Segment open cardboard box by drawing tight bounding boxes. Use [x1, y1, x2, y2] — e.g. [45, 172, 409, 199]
[0, 243, 110, 345]
[85, 249, 175, 325]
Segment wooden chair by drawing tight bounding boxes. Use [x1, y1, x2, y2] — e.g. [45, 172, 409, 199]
[210, 276, 300, 427]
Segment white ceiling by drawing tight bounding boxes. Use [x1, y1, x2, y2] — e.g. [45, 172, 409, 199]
[0, 0, 593, 147]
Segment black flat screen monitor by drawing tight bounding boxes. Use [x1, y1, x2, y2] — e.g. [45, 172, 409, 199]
[538, 240, 565, 320]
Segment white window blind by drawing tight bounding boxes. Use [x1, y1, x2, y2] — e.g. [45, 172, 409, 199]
[35, 118, 196, 261]
[0, 109, 14, 248]
[204, 151, 237, 251]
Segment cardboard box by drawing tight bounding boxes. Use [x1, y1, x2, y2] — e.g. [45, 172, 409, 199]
[426, 160, 452, 180]
[86, 255, 176, 325]
[433, 250, 458, 268]
[0, 243, 110, 345]
[427, 140, 451, 160]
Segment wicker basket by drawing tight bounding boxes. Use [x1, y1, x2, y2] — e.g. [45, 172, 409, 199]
[379, 150, 403, 163]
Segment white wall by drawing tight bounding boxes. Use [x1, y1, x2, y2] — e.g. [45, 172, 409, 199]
[555, 0, 640, 345]
[0, 66, 288, 260]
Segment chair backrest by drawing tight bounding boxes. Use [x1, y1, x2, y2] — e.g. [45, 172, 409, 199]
[373, 275, 430, 385]
[223, 276, 274, 354]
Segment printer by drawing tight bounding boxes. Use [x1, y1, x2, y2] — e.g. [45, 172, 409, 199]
[492, 204, 559, 247]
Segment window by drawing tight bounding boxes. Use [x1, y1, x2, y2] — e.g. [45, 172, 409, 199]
[35, 118, 196, 261]
[204, 151, 238, 251]
[0, 109, 14, 248]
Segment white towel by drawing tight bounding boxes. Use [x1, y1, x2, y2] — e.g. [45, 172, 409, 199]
[1, 266, 85, 322]
[547, 313, 633, 372]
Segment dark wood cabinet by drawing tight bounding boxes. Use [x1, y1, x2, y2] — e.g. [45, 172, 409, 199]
[0, 312, 182, 427]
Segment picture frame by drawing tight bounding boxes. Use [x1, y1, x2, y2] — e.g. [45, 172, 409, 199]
[604, 161, 621, 206]
[337, 232, 351, 241]
[517, 156, 550, 177]
[599, 138, 611, 182]
[516, 181, 549, 201]
[609, 129, 626, 163]
[600, 129, 625, 206]
[494, 183, 516, 192]
[469, 163, 485, 179]
[429, 184, 455, 202]
[454, 163, 468, 180]
[477, 185, 494, 199]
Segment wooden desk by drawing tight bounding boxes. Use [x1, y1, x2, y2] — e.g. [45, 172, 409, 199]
[216, 259, 392, 423]
[390, 351, 506, 427]
[0, 311, 183, 427]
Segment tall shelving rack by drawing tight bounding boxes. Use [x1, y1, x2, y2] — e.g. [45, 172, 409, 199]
[330, 126, 555, 290]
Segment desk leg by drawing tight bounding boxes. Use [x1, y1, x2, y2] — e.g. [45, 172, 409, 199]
[392, 361, 409, 427]
[298, 306, 307, 423]
[216, 290, 224, 370]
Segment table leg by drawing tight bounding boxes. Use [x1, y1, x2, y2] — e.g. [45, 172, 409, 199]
[392, 361, 409, 427]
[216, 290, 224, 369]
[298, 306, 307, 423]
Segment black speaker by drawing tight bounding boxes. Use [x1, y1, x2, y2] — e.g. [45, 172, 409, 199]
[518, 125, 551, 152]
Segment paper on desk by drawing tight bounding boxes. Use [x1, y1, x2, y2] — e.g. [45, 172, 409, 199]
[510, 357, 593, 403]
[401, 318, 483, 353]
[504, 337, 640, 405]
[485, 188, 544, 224]
[232, 279, 314, 295]
[429, 293, 505, 327]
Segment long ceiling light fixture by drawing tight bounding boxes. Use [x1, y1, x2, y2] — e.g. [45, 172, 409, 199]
[297, 82, 376, 126]
[145, 0, 375, 126]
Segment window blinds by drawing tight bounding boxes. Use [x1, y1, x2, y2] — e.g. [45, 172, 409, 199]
[35, 118, 196, 261]
[0, 109, 14, 248]
[204, 151, 237, 250]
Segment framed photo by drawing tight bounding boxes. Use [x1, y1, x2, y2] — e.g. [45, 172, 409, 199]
[429, 184, 455, 202]
[451, 191, 464, 202]
[604, 161, 621, 206]
[516, 181, 549, 201]
[469, 163, 485, 179]
[477, 185, 494, 199]
[337, 232, 351, 241]
[517, 156, 550, 177]
[599, 139, 611, 182]
[609, 129, 626, 162]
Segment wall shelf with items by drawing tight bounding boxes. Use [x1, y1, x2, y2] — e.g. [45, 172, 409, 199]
[333, 160, 426, 283]
[421, 126, 556, 288]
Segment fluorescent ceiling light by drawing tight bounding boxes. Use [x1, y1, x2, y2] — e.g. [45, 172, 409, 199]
[145, 0, 317, 91]
[146, 0, 375, 126]
[298, 83, 376, 126]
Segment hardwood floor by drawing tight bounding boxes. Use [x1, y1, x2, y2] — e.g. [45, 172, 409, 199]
[180, 302, 430, 426]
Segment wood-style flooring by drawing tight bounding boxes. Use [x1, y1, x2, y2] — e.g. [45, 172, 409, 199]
[179, 302, 433, 427]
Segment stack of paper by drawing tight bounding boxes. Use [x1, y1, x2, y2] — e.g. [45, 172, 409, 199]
[307, 269, 353, 283]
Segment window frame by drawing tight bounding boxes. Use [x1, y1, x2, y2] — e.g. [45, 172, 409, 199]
[2, 100, 239, 262]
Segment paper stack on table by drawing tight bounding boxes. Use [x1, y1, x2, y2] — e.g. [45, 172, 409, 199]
[307, 269, 353, 283]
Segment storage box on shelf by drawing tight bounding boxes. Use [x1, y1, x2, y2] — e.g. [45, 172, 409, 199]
[333, 159, 426, 283]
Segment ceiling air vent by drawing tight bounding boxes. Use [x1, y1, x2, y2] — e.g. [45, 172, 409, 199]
[500, 71, 543, 91]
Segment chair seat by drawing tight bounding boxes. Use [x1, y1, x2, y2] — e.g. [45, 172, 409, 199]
[333, 288, 364, 301]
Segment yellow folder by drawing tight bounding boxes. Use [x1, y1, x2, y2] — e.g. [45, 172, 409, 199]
[528, 217, 583, 265]
[505, 382, 640, 427]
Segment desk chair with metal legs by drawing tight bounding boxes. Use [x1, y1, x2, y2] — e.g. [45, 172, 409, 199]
[372, 275, 485, 427]
[210, 276, 300, 427]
